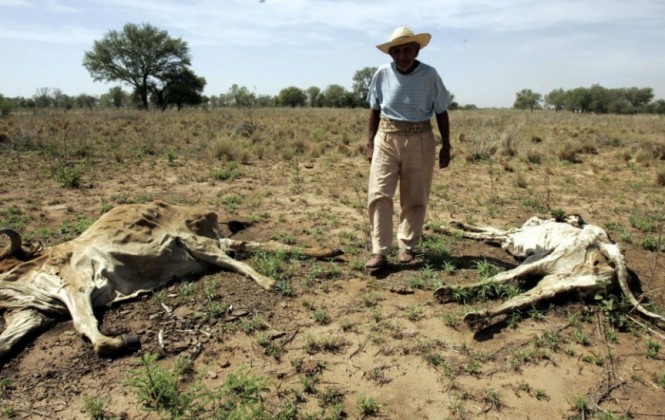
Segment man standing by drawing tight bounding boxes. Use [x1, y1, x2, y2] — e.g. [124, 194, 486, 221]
[365, 26, 452, 269]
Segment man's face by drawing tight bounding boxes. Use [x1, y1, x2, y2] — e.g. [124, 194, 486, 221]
[389, 42, 419, 73]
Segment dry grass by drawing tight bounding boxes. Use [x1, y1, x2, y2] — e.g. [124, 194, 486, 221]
[1, 108, 664, 419]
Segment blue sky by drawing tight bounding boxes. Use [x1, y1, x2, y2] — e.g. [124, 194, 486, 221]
[1, 0, 664, 108]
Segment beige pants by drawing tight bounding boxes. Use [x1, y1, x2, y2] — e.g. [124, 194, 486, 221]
[368, 129, 436, 255]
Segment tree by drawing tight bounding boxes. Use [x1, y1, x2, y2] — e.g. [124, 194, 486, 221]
[621, 87, 653, 108]
[76, 93, 98, 109]
[306, 86, 322, 107]
[83, 23, 192, 109]
[566, 87, 592, 113]
[151, 67, 206, 110]
[322, 84, 351, 108]
[34, 87, 51, 108]
[513, 89, 542, 111]
[544, 88, 567, 112]
[276, 86, 307, 107]
[109, 86, 129, 108]
[352, 67, 377, 107]
[227, 84, 256, 108]
[0, 94, 13, 116]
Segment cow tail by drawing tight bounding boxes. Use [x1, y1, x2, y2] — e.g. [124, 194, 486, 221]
[600, 242, 665, 325]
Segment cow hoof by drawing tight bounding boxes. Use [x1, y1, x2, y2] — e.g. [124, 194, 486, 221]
[433, 286, 455, 303]
[463, 312, 488, 330]
[122, 334, 142, 351]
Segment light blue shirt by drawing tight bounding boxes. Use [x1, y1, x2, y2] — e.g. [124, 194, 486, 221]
[367, 61, 452, 122]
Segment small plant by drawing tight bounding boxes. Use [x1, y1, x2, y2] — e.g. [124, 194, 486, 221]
[424, 352, 445, 367]
[362, 292, 380, 307]
[356, 393, 381, 417]
[83, 396, 107, 420]
[212, 162, 241, 181]
[178, 282, 195, 298]
[658, 371, 665, 389]
[319, 386, 344, 406]
[475, 259, 503, 280]
[406, 305, 425, 321]
[125, 352, 201, 418]
[367, 365, 390, 384]
[535, 389, 549, 401]
[313, 309, 331, 325]
[646, 339, 661, 359]
[304, 334, 347, 354]
[54, 164, 84, 188]
[484, 388, 502, 411]
[572, 327, 591, 346]
[217, 367, 272, 418]
[570, 395, 590, 418]
[640, 234, 665, 252]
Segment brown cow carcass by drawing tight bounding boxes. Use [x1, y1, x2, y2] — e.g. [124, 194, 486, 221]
[433, 215, 664, 330]
[0, 201, 342, 359]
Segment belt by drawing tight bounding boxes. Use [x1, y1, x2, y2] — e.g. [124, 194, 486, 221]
[379, 117, 432, 134]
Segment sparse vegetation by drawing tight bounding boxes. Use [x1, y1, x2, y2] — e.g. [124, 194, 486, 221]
[1, 108, 664, 418]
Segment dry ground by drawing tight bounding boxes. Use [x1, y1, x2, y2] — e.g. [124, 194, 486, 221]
[0, 108, 664, 419]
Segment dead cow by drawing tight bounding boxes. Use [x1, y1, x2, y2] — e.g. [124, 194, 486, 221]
[433, 215, 664, 329]
[0, 201, 342, 359]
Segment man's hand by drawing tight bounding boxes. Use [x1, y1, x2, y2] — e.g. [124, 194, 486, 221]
[439, 146, 451, 168]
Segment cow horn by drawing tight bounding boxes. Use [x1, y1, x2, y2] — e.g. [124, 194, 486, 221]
[0, 228, 23, 258]
[600, 242, 665, 324]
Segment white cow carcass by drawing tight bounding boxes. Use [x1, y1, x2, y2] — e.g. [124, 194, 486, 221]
[433, 215, 664, 330]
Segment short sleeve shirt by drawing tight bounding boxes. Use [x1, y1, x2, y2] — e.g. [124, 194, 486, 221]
[367, 61, 452, 122]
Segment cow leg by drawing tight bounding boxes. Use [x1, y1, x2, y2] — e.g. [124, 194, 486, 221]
[219, 238, 343, 259]
[177, 235, 276, 290]
[433, 221, 509, 243]
[463, 273, 602, 330]
[434, 255, 548, 303]
[60, 289, 138, 356]
[0, 309, 50, 359]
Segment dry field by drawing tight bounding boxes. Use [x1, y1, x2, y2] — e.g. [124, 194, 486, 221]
[0, 108, 664, 419]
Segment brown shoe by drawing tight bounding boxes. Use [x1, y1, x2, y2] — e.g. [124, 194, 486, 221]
[398, 249, 416, 264]
[365, 254, 387, 269]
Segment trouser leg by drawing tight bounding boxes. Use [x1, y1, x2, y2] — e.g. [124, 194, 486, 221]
[367, 131, 400, 255]
[398, 131, 435, 251]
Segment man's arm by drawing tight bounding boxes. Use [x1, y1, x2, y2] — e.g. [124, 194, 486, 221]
[367, 108, 381, 162]
[436, 110, 451, 169]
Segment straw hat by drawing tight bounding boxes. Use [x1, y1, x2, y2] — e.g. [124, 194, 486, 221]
[376, 26, 431, 54]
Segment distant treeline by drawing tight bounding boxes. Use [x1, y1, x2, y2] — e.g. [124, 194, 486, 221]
[514, 85, 664, 114]
[3, 84, 663, 115]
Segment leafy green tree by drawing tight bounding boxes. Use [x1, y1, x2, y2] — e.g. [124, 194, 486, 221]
[322, 84, 352, 108]
[151, 67, 206, 110]
[513, 89, 542, 111]
[109, 86, 129, 108]
[0, 94, 13, 116]
[648, 99, 665, 115]
[227, 84, 256, 108]
[621, 87, 653, 108]
[544, 88, 567, 111]
[34, 87, 51, 108]
[75, 93, 98, 109]
[352, 66, 377, 107]
[306, 86, 322, 107]
[254, 94, 274, 107]
[276, 86, 307, 107]
[83, 23, 192, 109]
[566, 88, 592, 113]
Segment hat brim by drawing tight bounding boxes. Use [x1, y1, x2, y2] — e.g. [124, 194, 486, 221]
[376, 33, 431, 54]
